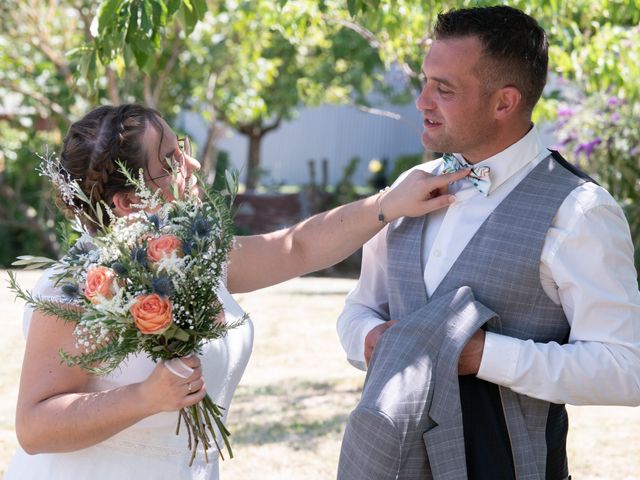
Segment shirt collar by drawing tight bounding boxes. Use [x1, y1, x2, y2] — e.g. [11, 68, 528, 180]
[451, 125, 548, 195]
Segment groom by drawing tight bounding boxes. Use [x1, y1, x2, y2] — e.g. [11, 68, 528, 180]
[337, 5, 640, 479]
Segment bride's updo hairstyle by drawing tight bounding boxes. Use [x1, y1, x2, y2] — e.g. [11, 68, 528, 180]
[59, 104, 165, 231]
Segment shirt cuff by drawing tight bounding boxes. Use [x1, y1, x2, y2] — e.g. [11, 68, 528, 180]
[349, 317, 386, 371]
[476, 332, 522, 386]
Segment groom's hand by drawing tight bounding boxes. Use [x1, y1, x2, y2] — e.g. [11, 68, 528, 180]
[458, 329, 485, 375]
[364, 320, 398, 367]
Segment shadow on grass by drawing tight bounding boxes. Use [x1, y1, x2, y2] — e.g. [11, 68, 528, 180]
[233, 380, 361, 403]
[231, 413, 350, 447]
[230, 379, 361, 448]
[275, 290, 353, 297]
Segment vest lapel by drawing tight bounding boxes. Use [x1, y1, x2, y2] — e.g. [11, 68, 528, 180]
[386, 215, 429, 319]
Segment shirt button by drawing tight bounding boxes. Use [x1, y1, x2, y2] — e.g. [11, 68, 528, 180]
[433, 249, 442, 258]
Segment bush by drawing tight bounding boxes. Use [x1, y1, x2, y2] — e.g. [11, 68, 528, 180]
[330, 156, 361, 208]
[555, 91, 640, 275]
[387, 153, 425, 186]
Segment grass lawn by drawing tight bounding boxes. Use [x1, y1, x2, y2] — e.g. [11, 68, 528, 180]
[1, 271, 638, 478]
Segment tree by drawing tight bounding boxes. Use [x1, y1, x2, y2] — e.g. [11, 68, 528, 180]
[89, 1, 388, 190]
[0, 0, 203, 265]
[174, 2, 385, 190]
[0, 0, 93, 261]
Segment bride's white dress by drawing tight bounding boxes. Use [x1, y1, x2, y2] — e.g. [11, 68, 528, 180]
[4, 269, 254, 480]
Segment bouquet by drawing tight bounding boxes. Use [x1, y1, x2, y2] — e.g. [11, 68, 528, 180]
[8, 152, 244, 465]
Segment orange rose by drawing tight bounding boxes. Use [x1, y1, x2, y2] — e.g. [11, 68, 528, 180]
[131, 294, 173, 334]
[84, 266, 116, 303]
[147, 234, 182, 262]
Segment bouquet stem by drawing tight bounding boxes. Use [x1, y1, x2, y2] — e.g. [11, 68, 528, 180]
[176, 393, 232, 466]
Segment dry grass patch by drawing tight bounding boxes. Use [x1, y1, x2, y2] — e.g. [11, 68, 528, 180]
[1, 272, 638, 479]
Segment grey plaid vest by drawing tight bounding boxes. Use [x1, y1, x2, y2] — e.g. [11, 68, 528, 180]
[387, 153, 590, 479]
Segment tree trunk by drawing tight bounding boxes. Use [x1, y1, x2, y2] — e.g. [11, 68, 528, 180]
[238, 117, 281, 191]
[245, 132, 262, 191]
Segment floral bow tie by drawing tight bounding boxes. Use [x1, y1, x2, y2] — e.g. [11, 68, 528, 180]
[442, 153, 492, 196]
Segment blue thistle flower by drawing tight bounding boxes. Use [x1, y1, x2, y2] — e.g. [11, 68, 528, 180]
[182, 241, 195, 256]
[191, 216, 212, 238]
[61, 283, 79, 298]
[152, 276, 174, 297]
[147, 213, 160, 230]
[132, 246, 148, 267]
[111, 262, 128, 276]
[66, 242, 92, 260]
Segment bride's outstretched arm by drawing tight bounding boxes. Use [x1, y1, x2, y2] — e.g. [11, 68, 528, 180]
[227, 168, 468, 293]
[15, 312, 205, 454]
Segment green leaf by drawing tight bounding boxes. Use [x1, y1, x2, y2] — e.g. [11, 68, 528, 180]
[141, 0, 154, 34]
[79, 48, 95, 82]
[192, 0, 207, 20]
[174, 327, 191, 341]
[166, 0, 181, 15]
[98, 0, 121, 34]
[151, 0, 168, 26]
[224, 169, 238, 196]
[180, 1, 199, 35]
[347, 0, 359, 16]
[94, 202, 104, 227]
[12, 255, 56, 267]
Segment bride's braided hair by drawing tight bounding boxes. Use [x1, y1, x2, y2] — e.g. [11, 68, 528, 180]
[59, 104, 165, 231]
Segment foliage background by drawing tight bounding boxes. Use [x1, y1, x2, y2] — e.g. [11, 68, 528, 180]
[0, 0, 639, 273]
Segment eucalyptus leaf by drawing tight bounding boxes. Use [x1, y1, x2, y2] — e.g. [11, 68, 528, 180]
[12, 255, 56, 266]
[174, 327, 191, 342]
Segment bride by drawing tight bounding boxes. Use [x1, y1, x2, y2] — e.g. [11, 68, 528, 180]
[4, 104, 466, 479]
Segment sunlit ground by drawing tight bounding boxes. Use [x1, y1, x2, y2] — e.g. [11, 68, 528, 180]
[1, 271, 638, 479]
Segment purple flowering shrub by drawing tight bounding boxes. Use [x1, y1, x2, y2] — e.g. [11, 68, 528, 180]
[555, 92, 640, 274]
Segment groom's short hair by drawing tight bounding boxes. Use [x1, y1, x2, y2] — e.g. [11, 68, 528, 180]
[433, 5, 548, 115]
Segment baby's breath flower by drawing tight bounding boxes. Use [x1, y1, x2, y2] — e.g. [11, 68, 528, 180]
[36, 148, 81, 212]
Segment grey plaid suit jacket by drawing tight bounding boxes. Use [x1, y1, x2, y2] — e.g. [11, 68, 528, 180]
[337, 286, 498, 479]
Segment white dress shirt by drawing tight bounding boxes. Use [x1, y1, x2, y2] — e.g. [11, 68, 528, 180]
[337, 126, 640, 406]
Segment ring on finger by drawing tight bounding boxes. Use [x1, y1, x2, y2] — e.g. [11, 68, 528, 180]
[187, 382, 193, 394]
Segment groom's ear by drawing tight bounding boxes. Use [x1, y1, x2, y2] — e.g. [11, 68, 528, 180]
[493, 86, 522, 120]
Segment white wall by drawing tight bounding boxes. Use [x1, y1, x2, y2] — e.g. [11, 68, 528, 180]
[177, 101, 425, 187]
